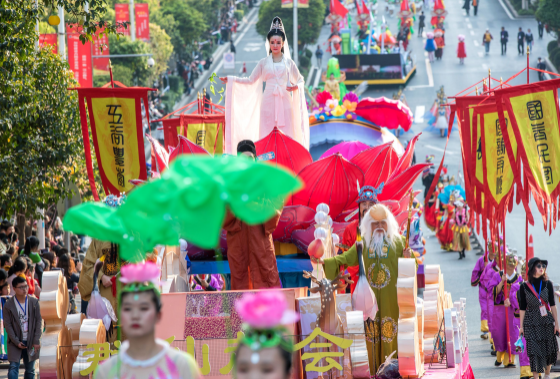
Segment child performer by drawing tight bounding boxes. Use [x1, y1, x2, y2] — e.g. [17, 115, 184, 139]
[457, 35, 467, 64]
[94, 262, 201, 379]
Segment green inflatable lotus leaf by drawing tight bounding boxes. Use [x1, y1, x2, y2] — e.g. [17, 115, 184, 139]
[63, 155, 301, 260]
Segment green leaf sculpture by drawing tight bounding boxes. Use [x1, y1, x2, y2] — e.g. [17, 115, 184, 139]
[63, 155, 302, 262]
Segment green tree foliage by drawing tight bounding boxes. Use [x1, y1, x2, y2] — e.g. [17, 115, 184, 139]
[536, 0, 560, 39]
[148, 23, 173, 86]
[108, 33, 151, 85]
[39, 21, 57, 34]
[0, 1, 86, 217]
[256, 0, 326, 51]
[157, 0, 207, 57]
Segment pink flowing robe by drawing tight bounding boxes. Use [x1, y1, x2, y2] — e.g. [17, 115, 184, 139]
[488, 270, 523, 354]
[225, 55, 310, 153]
[481, 260, 499, 337]
[471, 256, 488, 323]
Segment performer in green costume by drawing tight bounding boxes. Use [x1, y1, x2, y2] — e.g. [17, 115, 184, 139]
[321, 57, 348, 102]
[314, 204, 416, 374]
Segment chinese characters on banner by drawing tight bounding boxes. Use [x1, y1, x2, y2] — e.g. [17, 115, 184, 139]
[135, 3, 150, 41]
[93, 27, 110, 72]
[67, 24, 93, 88]
[74, 87, 151, 200]
[80, 330, 353, 376]
[494, 79, 560, 230]
[281, 0, 310, 7]
[39, 34, 57, 54]
[115, 3, 130, 36]
[475, 103, 518, 229]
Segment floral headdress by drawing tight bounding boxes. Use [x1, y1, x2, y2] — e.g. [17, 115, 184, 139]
[120, 261, 161, 296]
[103, 193, 127, 208]
[235, 291, 299, 352]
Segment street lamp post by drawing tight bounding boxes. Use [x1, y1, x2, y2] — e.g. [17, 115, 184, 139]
[130, 0, 136, 41]
[293, 0, 298, 65]
[58, 6, 66, 60]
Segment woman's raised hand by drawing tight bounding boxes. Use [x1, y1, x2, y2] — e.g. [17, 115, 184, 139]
[220, 77, 227, 84]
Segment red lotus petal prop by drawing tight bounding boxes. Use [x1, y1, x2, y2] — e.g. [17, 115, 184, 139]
[255, 127, 312, 175]
[391, 133, 421, 180]
[168, 135, 210, 163]
[375, 32, 397, 45]
[272, 205, 316, 242]
[292, 154, 364, 218]
[351, 143, 399, 187]
[320, 141, 371, 161]
[378, 163, 431, 201]
[146, 134, 169, 173]
[355, 97, 414, 131]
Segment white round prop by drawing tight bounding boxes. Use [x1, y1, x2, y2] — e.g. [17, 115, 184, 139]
[314, 227, 329, 241]
[316, 203, 330, 215]
[315, 211, 329, 225]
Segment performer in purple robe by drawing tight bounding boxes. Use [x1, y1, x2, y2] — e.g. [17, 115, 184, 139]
[509, 259, 531, 379]
[480, 240, 500, 355]
[472, 251, 490, 339]
[488, 252, 523, 368]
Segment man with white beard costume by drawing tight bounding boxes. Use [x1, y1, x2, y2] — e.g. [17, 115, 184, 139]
[314, 203, 415, 373]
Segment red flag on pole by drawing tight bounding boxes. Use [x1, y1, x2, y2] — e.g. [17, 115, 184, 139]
[67, 24, 93, 88]
[330, 0, 349, 17]
[115, 3, 130, 36]
[39, 34, 57, 54]
[135, 3, 150, 41]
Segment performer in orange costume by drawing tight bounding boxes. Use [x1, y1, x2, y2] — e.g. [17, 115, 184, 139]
[223, 140, 282, 290]
[436, 203, 455, 251]
[341, 183, 383, 293]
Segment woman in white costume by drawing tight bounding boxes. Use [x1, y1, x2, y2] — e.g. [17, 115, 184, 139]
[220, 17, 310, 153]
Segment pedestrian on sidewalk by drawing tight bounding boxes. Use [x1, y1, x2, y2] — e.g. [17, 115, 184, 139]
[472, 0, 478, 15]
[230, 40, 236, 54]
[525, 29, 534, 53]
[483, 29, 493, 55]
[457, 35, 467, 64]
[419, 11, 425, 36]
[518, 257, 560, 378]
[518, 27, 525, 55]
[3, 276, 42, 379]
[315, 45, 323, 69]
[500, 27, 508, 55]
[538, 21, 544, 38]
[462, 0, 470, 16]
[537, 57, 546, 81]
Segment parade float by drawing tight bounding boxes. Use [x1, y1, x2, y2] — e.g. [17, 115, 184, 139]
[324, 0, 416, 86]
[25, 59, 477, 379]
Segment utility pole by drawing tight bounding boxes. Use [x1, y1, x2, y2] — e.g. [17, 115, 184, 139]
[130, 0, 136, 41]
[58, 6, 66, 60]
[293, 0, 298, 65]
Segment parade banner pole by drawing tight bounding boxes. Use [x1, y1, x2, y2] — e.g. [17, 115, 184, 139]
[488, 69, 491, 92]
[527, 46, 530, 84]
[502, 221, 512, 361]
[405, 189, 414, 249]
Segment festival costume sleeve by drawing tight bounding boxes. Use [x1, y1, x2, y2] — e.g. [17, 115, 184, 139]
[225, 60, 264, 154]
[288, 58, 310, 149]
[490, 271, 505, 305]
[263, 209, 281, 234]
[78, 239, 102, 302]
[222, 210, 242, 233]
[323, 244, 359, 280]
[471, 257, 484, 286]
[510, 282, 521, 316]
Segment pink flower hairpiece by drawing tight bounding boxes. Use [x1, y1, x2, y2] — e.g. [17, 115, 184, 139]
[120, 261, 161, 286]
[235, 291, 299, 329]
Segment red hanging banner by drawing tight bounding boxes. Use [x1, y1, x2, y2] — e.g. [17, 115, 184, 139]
[115, 3, 130, 36]
[494, 79, 560, 231]
[39, 34, 57, 54]
[72, 87, 154, 200]
[93, 27, 110, 73]
[135, 3, 150, 41]
[67, 24, 93, 88]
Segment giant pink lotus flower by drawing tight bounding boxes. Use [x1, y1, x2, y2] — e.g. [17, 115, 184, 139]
[120, 261, 161, 285]
[235, 291, 299, 329]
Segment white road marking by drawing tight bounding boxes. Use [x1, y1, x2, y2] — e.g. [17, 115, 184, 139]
[467, 23, 472, 29]
[426, 145, 457, 155]
[482, 63, 488, 71]
[424, 51, 428, 57]
[465, 17, 470, 22]
[478, 51, 484, 57]
[470, 30, 475, 36]
[415, 106, 426, 123]
[474, 40, 479, 46]
[426, 58, 434, 87]
[496, 0, 515, 20]
[408, 59, 434, 89]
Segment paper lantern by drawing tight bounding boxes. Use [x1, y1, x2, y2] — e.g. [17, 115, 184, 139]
[48, 15, 60, 26]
